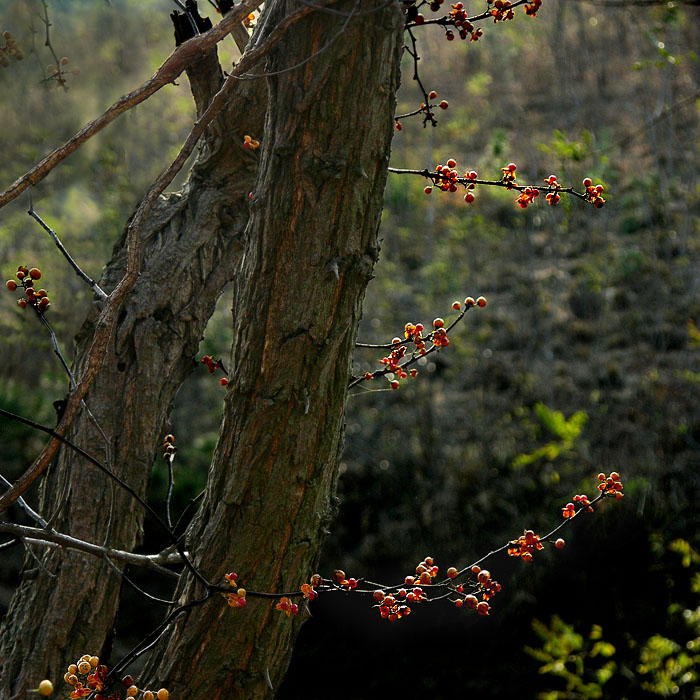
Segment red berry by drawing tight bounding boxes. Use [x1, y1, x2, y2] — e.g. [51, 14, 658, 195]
[439, 100, 449, 110]
[446, 158, 457, 168]
[507, 162, 517, 172]
[555, 538, 565, 549]
[395, 121, 403, 131]
[414, 13, 425, 23]
[29, 268, 41, 280]
[445, 31, 454, 41]
[390, 379, 400, 390]
[220, 378, 228, 387]
[476, 296, 487, 307]
[464, 192, 475, 203]
[424, 186, 433, 194]
[433, 317, 445, 328]
[428, 90, 438, 100]
[452, 301, 461, 310]
[5, 280, 17, 291]
[447, 567, 459, 579]
[582, 177, 592, 187]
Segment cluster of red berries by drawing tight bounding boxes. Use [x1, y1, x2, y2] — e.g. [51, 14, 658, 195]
[507, 529, 544, 562]
[365, 297, 486, 389]
[448, 565, 500, 615]
[543, 174, 562, 205]
[243, 134, 260, 150]
[598, 471, 624, 499]
[223, 571, 247, 608]
[524, 0, 543, 16]
[424, 158, 478, 203]
[488, 0, 515, 22]
[62, 654, 169, 700]
[372, 556, 439, 622]
[582, 177, 606, 208]
[200, 355, 228, 386]
[0, 31, 23, 67]
[332, 568, 360, 589]
[6, 266, 51, 312]
[276, 597, 299, 616]
[162, 434, 176, 462]
[446, 3, 483, 41]
[395, 90, 448, 131]
[562, 493, 593, 518]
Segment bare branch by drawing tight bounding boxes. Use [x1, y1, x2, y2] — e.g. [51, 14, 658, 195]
[0, 522, 183, 576]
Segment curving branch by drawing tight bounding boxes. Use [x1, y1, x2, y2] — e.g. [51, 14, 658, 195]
[0, 0, 263, 210]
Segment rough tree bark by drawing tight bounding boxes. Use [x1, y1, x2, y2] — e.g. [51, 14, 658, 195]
[0, 1, 404, 698]
[0, 26, 266, 698]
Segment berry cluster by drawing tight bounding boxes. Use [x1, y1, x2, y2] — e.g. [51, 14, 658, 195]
[6, 266, 51, 312]
[562, 493, 593, 518]
[598, 471, 624, 499]
[62, 654, 169, 700]
[359, 296, 486, 390]
[582, 177, 606, 208]
[200, 355, 228, 386]
[445, 3, 483, 41]
[223, 571, 247, 608]
[417, 161, 605, 209]
[524, 0, 543, 16]
[243, 134, 260, 150]
[507, 529, 544, 562]
[395, 89, 448, 130]
[447, 565, 501, 615]
[488, 0, 515, 22]
[162, 434, 176, 462]
[0, 31, 23, 67]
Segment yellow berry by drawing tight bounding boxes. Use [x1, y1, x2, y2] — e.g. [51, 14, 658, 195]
[157, 689, 169, 700]
[127, 686, 139, 697]
[89, 656, 99, 667]
[67, 665, 78, 675]
[77, 661, 90, 675]
[38, 679, 53, 695]
[144, 692, 155, 700]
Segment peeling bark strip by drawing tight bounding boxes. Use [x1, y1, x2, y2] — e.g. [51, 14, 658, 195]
[141, 1, 404, 697]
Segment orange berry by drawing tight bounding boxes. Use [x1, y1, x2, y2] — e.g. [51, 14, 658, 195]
[464, 594, 478, 609]
[428, 90, 438, 99]
[127, 686, 139, 697]
[38, 680, 53, 696]
[446, 158, 457, 168]
[373, 590, 385, 602]
[452, 301, 461, 310]
[555, 538, 565, 549]
[439, 100, 449, 109]
[419, 571, 431, 584]
[6, 280, 17, 291]
[447, 567, 459, 579]
[476, 296, 487, 307]
[29, 268, 41, 279]
[17, 299, 27, 308]
[477, 570, 490, 584]
[144, 693, 155, 700]
[157, 690, 169, 700]
[610, 471, 620, 481]
[471, 565, 481, 574]
[433, 318, 445, 329]
[582, 177, 592, 187]
[477, 601, 490, 615]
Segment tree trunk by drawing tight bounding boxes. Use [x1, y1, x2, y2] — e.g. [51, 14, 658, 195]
[0, 36, 266, 697]
[141, 3, 404, 697]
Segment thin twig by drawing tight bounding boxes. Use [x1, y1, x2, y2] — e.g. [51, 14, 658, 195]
[28, 203, 107, 300]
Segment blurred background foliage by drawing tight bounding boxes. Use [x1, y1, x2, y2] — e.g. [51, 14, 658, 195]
[0, 0, 698, 698]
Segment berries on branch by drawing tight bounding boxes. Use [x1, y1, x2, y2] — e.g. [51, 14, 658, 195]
[61, 653, 169, 700]
[351, 295, 487, 389]
[200, 355, 229, 386]
[220, 474, 624, 623]
[389, 161, 606, 209]
[6, 265, 51, 313]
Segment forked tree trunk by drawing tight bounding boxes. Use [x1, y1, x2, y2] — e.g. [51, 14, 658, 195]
[0, 1, 403, 698]
[142, 2, 404, 697]
[0, 37, 266, 698]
